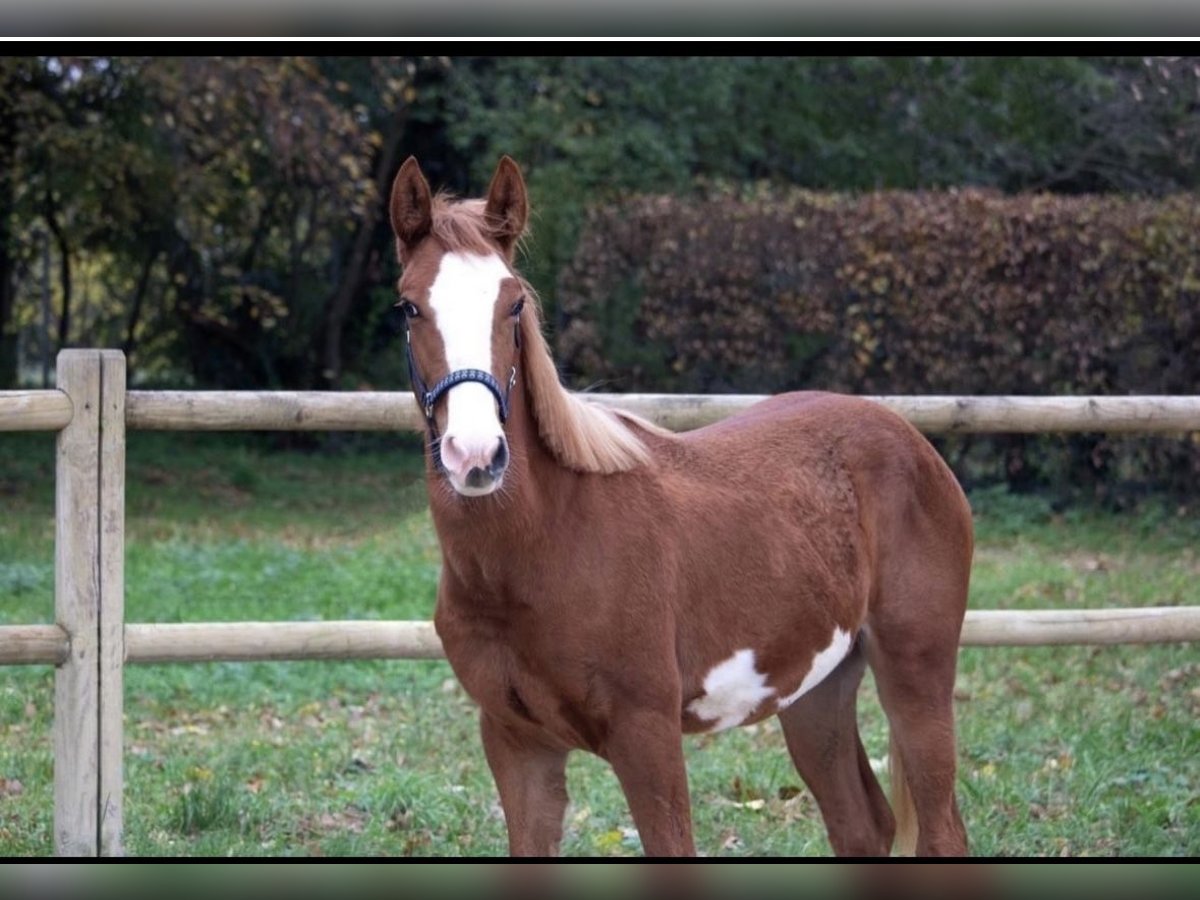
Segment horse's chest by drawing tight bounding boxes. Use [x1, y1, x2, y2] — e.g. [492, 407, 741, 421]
[435, 609, 603, 750]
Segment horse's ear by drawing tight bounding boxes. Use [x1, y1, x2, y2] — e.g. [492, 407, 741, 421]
[483, 156, 528, 258]
[390, 156, 433, 257]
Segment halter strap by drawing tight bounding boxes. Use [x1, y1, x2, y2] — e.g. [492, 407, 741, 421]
[422, 367, 515, 424]
[404, 313, 521, 467]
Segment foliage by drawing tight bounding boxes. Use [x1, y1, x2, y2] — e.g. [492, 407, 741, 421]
[2, 56, 426, 389]
[2, 56, 1200, 391]
[558, 187, 1200, 494]
[443, 57, 1200, 314]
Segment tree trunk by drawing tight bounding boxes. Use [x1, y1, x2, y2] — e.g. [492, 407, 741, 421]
[318, 106, 408, 388]
[0, 64, 18, 387]
[122, 248, 159, 377]
[0, 205, 15, 388]
[44, 198, 72, 350]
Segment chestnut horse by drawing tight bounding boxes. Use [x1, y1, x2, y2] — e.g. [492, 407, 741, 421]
[389, 156, 973, 857]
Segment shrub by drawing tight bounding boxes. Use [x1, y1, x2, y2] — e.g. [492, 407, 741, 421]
[558, 188, 1200, 496]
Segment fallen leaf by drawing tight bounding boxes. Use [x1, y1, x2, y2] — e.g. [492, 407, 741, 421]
[304, 808, 366, 835]
[731, 799, 766, 811]
[0, 777, 24, 798]
[594, 829, 624, 852]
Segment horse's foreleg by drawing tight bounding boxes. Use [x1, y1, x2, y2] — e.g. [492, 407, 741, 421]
[604, 708, 696, 857]
[480, 712, 570, 857]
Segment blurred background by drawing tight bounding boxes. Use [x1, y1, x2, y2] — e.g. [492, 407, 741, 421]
[1, 55, 1198, 496]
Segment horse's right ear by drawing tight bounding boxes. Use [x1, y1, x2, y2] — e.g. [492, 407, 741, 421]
[390, 157, 433, 258]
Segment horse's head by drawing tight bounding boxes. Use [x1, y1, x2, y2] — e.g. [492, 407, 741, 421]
[389, 156, 529, 497]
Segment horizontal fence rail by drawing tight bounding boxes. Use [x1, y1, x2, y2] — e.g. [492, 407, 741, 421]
[8, 389, 1200, 434]
[123, 391, 1200, 433]
[126, 390, 417, 432]
[123, 621, 446, 664]
[0, 624, 71, 665]
[5, 607, 1200, 667]
[0, 390, 73, 431]
[3, 351, 1200, 858]
[606, 394, 1200, 434]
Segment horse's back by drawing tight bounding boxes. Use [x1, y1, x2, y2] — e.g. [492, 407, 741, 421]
[715, 391, 974, 632]
[679, 391, 915, 449]
[678, 391, 963, 498]
[667, 389, 973, 608]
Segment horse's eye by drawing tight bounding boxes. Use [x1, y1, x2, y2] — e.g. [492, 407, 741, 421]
[510, 297, 525, 317]
[398, 299, 420, 319]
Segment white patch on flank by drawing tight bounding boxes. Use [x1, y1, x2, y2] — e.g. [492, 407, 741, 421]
[778, 627, 854, 709]
[427, 252, 511, 442]
[688, 649, 775, 733]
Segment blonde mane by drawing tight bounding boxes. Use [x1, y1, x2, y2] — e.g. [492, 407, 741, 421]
[519, 292, 669, 474]
[427, 194, 666, 474]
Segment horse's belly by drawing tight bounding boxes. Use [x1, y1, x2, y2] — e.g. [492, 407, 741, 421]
[672, 484, 870, 734]
[679, 624, 858, 734]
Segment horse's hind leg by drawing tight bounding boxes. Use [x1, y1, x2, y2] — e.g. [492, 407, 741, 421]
[866, 549, 970, 856]
[865, 628, 967, 856]
[776, 637, 895, 856]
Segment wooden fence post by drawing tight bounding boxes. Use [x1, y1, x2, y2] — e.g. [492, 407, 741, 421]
[54, 350, 100, 856]
[98, 351, 125, 856]
[53, 350, 126, 857]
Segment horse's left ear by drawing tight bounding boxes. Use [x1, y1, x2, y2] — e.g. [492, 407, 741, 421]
[484, 156, 528, 258]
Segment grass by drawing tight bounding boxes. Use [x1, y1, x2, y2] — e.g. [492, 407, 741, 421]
[1, 433, 1197, 857]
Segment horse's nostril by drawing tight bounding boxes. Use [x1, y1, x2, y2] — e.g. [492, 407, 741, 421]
[439, 435, 466, 472]
[490, 438, 509, 475]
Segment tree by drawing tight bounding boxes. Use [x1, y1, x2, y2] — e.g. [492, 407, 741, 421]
[440, 58, 1200, 303]
[3, 56, 1197, 391]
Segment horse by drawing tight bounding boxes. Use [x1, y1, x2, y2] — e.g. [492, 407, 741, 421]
[388, 156, 973, 857]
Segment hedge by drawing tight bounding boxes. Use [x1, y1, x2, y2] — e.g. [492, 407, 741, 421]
[557, 188, 1200, 496]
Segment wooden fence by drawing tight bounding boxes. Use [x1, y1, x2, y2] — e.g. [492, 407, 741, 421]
[2, 349, 1199, 856]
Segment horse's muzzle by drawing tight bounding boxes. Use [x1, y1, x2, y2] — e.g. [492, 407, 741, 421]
[442, 434, 508, 497]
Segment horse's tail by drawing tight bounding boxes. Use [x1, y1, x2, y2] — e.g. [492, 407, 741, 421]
[889, 733, 918, 856]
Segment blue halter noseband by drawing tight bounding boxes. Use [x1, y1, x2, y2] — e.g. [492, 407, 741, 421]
[404, 311, 521, 462]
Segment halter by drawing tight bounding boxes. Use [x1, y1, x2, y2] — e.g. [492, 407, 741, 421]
[404, 310, 521, 466]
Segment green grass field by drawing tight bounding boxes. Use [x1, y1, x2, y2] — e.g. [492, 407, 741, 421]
[1, 432, 1197, 857]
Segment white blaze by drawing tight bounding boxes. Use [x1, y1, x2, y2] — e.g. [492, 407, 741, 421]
[427, 252, 511, 493]
[778, 627, 854, 709]
[688, 649, 774, 733]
